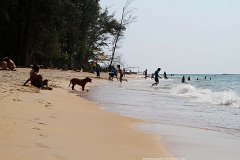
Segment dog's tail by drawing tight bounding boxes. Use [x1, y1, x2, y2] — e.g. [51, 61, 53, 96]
[69, 79, 72, 87]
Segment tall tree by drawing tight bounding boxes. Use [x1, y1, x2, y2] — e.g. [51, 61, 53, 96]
[108, 0, 136, 69]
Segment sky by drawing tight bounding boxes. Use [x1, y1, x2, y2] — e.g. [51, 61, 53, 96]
[99, 0, 240, 74]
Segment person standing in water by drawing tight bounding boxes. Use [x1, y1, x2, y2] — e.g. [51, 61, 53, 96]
[163, 71, 168, 79]
[182, 76, 185, 83]
[117, 65, 127, 83]
[152, 68, 161, 86]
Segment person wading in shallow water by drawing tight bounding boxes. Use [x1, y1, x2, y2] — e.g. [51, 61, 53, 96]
[117, 65, 127, 83]
[152, 68, 161, 86]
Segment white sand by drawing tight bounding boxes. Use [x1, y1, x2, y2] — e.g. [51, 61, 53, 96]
[0, 68, 170, 160]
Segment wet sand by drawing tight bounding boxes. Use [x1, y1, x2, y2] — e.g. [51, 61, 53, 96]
[0, 68, 170, 160]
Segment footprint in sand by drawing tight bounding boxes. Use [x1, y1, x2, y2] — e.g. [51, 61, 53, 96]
[39, 133, 47, 137]
[35, 143, 50, 148]
[45, 104, 52, 108]
[49, 115, 56, 119]
[32, 127, 41, 131]
[38, 122, 47, 125]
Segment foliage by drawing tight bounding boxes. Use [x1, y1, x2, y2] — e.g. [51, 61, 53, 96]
[0, 0, 123, 70]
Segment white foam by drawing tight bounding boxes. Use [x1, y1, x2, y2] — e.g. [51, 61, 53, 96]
[172, 84, 240, 108]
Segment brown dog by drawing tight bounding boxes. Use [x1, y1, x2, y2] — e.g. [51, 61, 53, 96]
[69, 77, 92, 91]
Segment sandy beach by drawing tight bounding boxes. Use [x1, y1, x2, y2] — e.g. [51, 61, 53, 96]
[0, 68, 170, 160]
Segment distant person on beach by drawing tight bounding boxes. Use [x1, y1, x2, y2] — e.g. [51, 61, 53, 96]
[144, 69, 148, 79]
[163, 71, 168, 79]
[109, 66, 118, 80]
[205, 76, 207, 80]
[117, 65, 127, 83]
[152, 68, 161, 86]
[0, 57, 16, 70]
[188, 76, 190, 81]
[24, 64, 52, 90]
[182, 76, 185, 83]
[96, 63, 100, 78]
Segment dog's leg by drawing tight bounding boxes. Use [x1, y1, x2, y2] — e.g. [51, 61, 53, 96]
[72, 84, 75, 90]
[82, 85, 85, 91]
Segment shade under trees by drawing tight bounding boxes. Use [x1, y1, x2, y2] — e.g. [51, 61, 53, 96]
[0, 0, 125, 70]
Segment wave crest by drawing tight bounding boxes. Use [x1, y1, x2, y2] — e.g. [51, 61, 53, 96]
[172, 84, 240, 108]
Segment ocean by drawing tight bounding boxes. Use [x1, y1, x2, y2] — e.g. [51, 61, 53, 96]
[86, 74, 240, 159]
[88, 74, 240, 136]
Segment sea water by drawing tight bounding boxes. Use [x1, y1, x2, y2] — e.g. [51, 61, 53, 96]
[86, 74, 240, 159]
[88, 74, 240, 136]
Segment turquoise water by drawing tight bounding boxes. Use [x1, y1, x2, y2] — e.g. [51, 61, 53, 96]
[88, 74, 240, 136]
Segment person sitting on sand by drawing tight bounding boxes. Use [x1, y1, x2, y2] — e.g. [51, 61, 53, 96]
[152, 68, 161, 86]
[23, 64, 52, 90]
[0, 61, 7, 70]
[0, 57, 16, 70]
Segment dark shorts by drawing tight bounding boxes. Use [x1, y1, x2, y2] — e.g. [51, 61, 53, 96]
[31, 75, 48, 88]
[155, 77, 159, 83]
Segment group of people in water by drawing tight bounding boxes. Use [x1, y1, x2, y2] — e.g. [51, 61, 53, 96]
[142, 67, 212, 86]
[182, 75, 211, 83]
[108, 65, 127, 83]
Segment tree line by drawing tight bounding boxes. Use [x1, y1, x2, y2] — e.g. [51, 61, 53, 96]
[0, 0, 130, 70]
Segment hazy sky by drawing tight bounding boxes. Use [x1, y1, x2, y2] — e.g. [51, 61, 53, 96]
[100, 0, 240, 74]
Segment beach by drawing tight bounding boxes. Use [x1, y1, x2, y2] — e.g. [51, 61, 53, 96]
[0, 68, 170, 160]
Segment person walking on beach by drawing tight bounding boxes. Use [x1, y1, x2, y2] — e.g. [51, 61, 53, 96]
[96, 63, 100, 78]
[188, 76, 191, 81]
[144, 69, 148, 79]
[151, 68, 161, 86]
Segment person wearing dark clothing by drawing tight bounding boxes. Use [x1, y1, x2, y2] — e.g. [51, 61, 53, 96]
[96, 64, 100, 78]
[182, 76, 185, 83]
[24, 65, 51, 89]
[152, 68, 161, 86]
[163, 71, 168, 79]
[144, 69, 148, 79]
[109, 66, 118, 80]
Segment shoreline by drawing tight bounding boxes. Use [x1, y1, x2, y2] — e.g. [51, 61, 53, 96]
[0, 68, 171, 160]
[84, 76, 240, 160]
[140, 123, 240, 160]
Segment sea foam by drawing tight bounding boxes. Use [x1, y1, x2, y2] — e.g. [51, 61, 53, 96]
[172, 84, 240, 108]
